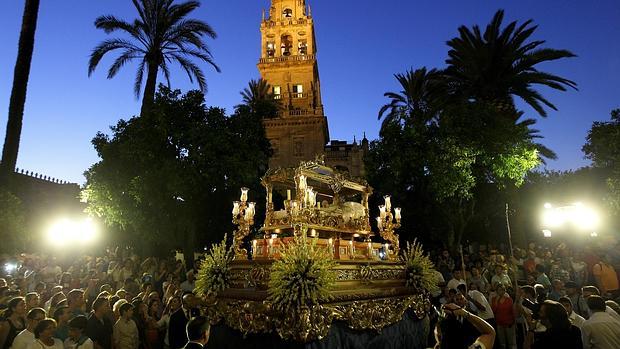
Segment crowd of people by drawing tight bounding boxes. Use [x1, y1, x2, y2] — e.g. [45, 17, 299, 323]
[1, 238, 620, 349]
[429, 239, 620, 349]
[0, 251, 205, 349]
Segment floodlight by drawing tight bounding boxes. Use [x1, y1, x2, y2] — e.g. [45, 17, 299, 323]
[544, 203, 552, 209]
[542, 229, 552, 238]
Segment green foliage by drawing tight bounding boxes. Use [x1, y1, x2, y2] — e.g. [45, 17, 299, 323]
[400, 240, 439, 293]
[195, 234, 234, 297]
[583, 109, 620, 216]
[268, 231, 337, 313]
[368, 10, 574, 247]
[88, 0, 220, 113]
[83, 85, 271, 255]
[0, 187, 26, 253]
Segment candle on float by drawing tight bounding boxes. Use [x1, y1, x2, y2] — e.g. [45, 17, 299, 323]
[394, 207, 402, 221]
[379, 205, 386, 219]
[317, 201, 321, 209]
[252, 240, 257, 254]
[245, 202, 256, 221]
[384, 195, 391, 211]
[240, 187, 249, 202]
[376, 217, 383, 230]
[287, 189, 291, 200]
[232, 201, 240, 216]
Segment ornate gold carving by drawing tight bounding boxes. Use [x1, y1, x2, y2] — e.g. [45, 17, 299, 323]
[207, 295, 429, 342]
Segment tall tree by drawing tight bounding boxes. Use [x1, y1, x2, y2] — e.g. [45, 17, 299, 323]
[444, 9, 577, 117]
[583, 109, 620, 216]
[1, 0, 40, 180]
[83, 85, 270, 261]
[88, 0, 220, 116]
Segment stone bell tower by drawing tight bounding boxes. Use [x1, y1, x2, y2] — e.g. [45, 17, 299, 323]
[259, 0, 329, 169]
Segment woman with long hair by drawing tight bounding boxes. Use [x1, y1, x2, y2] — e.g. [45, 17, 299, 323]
[532, 300, 582, 349]
[0, 297, 27, 349]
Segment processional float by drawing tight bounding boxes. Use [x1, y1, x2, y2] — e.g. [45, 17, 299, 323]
[199, 158, 434, 343]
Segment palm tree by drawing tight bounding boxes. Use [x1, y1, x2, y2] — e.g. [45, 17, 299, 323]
[1, 0, 40, 179]
[444, 9, 577, 117]
[88, 0, 220, 116]
[378, 67, 442, 132]
[239, 78, 280, 118]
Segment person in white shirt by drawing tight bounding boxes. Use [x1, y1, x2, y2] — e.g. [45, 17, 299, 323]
[27, 320, 62, 349]
[12, 308, 46, 349]
[581, 296, 620, 349]
[559, 296, 586, 328]
[582, 286, 620, 322]
[447, 270, 466, 291]
[113, 304, 138, 349]
[63, 316, 93, 349]
[465, 283, 495, 322]
[180, 272, 196, 293]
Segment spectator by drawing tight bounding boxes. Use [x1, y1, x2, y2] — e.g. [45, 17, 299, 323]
[12, 308, 46, 349]
[582, 287, 620, 322]
[51, 307, 70, 342]
[447, 270, 466, 291]
[465, 283, 495, 326]
[434, 303, 495, 349]
[66, 291, 85, 318]
[25, 294, 40, 312]
[113, 303, 138, 349]
[168, 294, 196, 349]
[64, 316, 93, 349]
[0, 297, 27, 349]
[157, 296, 181, 349]
[86, 298, 112, 349]
[566, 281, 589, 319]
[548, 279, 565, 301]
[179, 274, 195, 294]
[581, 296, 620, 349]
[559, 297, 586, 328]
[28, 319, 62, 349]
[491, 265, 512, 290]
[535, 265, 551, 291]
[491, 285, 517, 349]
[182, 317, 210, 349]
[592, 255, 619, 299]
[469, 267, 488, 293]
[532, 300, 582, 349]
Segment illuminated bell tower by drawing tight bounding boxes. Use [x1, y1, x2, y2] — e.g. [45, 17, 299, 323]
[259, 0, 329, 169]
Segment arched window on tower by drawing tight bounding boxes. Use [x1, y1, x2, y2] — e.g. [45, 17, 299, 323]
[298, 40, 307, 55]
[266, 41, 275, 57]
[280, 35, 293, 56]
[282, 8, 293, 18]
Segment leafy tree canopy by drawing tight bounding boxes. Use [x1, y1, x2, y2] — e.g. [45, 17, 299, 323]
[83, 85, 270, 258]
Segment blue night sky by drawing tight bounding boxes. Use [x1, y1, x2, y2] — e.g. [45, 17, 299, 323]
[0, 0, 619, 184]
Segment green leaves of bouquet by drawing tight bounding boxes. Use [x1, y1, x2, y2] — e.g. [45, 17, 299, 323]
[400, 240, 439, 293]
[195, 234, 234, 297]
[268, 231, 336, 313]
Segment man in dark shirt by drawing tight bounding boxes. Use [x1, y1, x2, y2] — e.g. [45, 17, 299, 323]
[169, 293, 200, 349]
[86, 297, 113, 349]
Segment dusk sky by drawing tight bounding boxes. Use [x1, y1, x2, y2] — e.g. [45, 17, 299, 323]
[1, 0, 619, 184]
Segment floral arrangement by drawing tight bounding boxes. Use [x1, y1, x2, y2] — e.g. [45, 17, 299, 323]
[195, 234, 235, 297]
[400, 239, 440, 293]
[268, 229, 336, 313]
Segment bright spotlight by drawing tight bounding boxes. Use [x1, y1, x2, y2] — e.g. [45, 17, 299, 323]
[591, 232, 598, 237]
[542, 209, 565, 227]
[46, 217, 99, 246]
[544, 203, 552, 209]
[542, 229, 552, 238]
